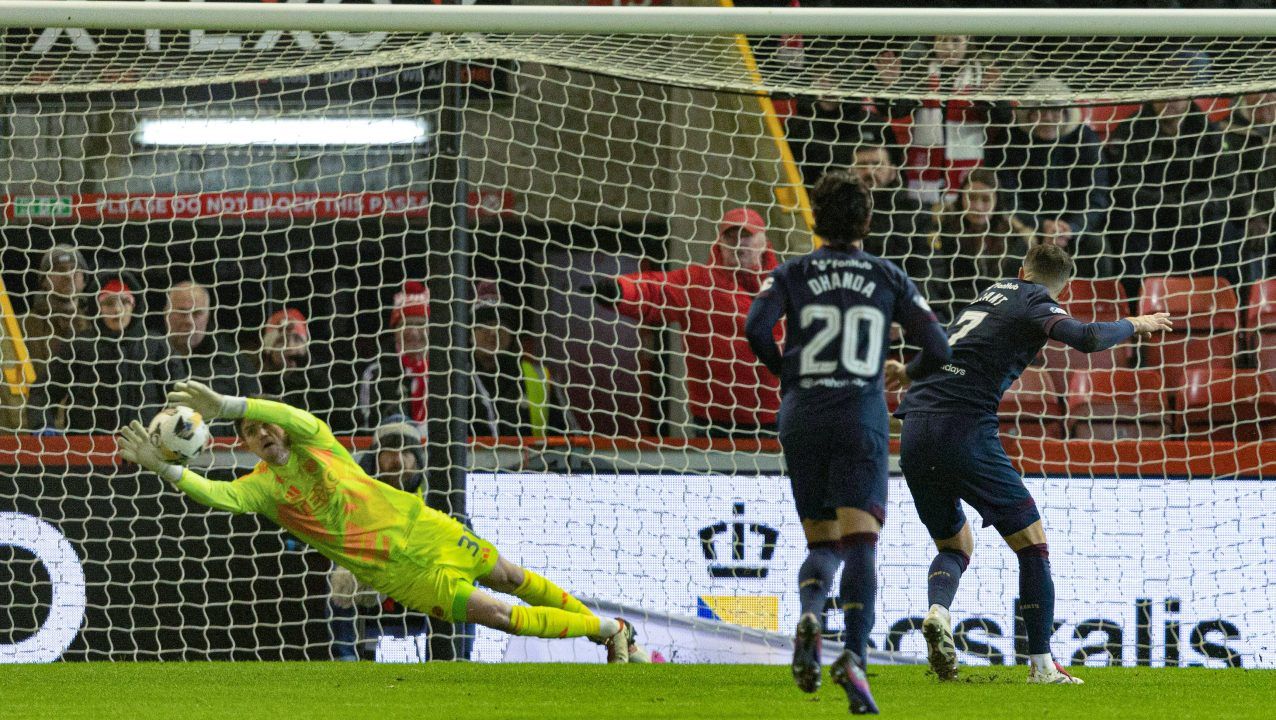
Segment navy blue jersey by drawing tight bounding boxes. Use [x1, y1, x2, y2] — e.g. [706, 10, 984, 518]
[897, 278, 1134, 417]
[745, 246, 948, 425]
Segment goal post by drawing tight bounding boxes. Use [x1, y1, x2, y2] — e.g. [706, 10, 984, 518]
[0, 2, 1272, 668]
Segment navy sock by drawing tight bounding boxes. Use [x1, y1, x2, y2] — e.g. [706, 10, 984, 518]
[798, 541, 843, 619]
[927, 549, 969, 609]
[1016, 544, 1056, 656]
[329, 602, 359, 660]
[838, 533, 878, 662]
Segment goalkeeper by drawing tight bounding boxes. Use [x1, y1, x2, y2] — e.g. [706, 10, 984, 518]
[117, 381, 643, 663]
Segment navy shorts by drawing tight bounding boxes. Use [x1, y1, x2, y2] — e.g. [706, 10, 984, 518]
[898, 412, 1040, 539]
[781, 426, 888, 524]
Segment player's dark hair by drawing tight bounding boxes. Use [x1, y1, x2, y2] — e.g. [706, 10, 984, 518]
[1023, 243, 1074, 287]
[811, 170, 873, 251]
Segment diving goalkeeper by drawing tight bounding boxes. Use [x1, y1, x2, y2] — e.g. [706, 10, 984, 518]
[116, 381, 643, 662]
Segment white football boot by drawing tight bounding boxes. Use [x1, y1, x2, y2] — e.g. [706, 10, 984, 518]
[922, 604, 959, 680]
[1027, 659, 1085, 684]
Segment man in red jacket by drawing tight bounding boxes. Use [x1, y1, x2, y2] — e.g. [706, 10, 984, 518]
[583, 208, 782, 437]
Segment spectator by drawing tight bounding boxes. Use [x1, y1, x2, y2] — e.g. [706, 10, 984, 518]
[928, 169, 1036, 323]
[328, 419, 427, 660]
[1108, 98, 1244, 289]
[22, 245, 91, 432]
[986, 79, 1113, 277]
[471, 302, 569, 439]
[851, 138, 937, 281]
[787, 88, 896, 188]
[160, 281, 259, 399]
[878, 35, 1012, 205]
[46, 277, 166, 433]
[257, 308, 354, 434]
[358, 281, 428, 429]
[582, 208, 781, 438]
[1222, 91, 1276, 283]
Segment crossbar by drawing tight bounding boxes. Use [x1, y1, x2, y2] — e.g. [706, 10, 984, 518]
[1, 3, 1276, 37]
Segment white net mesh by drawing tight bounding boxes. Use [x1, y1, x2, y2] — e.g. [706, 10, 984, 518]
[0, 10, 1272, 668]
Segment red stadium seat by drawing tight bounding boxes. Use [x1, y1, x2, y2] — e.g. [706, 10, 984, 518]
[1040, 279, 1134, 391]
[1194, 96, 1233, 123]
[1174, 366, 1276, 441]
[1039, 343, 1134, 394]
[999, 367, 1064, 439]
[1246, 279, 1276, 374]
[1138, 276, 1238, 370]
[1059, 279, 1129, 322]
[1086, 103, 1140, 140]
[1066, 368, 1167, 440]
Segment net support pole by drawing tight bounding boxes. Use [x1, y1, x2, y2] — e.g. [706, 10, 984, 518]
[425, 56, 473, 662]
[424, 76, 472, 525]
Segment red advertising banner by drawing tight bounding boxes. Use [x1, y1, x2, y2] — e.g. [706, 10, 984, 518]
[2, 190, 515, 221]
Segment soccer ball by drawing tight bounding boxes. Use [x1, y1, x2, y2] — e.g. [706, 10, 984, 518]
[147, 406, 211, 464]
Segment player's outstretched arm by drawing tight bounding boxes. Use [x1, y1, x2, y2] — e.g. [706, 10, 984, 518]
[1125, 312, 1174, 338]
[168, 380, 327, 443]
[239, 397, 328, 443]
[1048, 312, 1171, 353]
[116, 420, 265, 514]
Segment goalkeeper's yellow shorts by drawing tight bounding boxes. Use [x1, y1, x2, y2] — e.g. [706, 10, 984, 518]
[375, 511, 500, 623]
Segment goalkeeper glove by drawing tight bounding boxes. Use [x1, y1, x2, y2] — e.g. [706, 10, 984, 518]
[167, 380, 246, 420]
[116, 420, 183, 484]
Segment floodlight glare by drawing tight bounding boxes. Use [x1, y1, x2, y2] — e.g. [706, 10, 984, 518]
[133, 117, 429, 146]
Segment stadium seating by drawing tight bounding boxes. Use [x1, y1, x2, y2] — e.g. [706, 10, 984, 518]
[1060, 279, 1131, 318]
[1246, 279, 1276, 374]
[1138, 276, 1238, 370]
[1066, 368, 1167, 440]
[1087, 97, 1230, 139]
[999, 367, 1065, 439]
[1040, 279, 1134, 391]
[1174, 365, 1276, 442]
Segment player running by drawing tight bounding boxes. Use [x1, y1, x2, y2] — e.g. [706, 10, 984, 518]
[116, 382, 646, 663]
[746, 170, 951, 714]
[888, 244, 1171, 684]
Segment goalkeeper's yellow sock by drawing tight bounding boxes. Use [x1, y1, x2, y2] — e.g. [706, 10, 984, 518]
[508, 604, 602, 639]
[513, 570, 596, 617]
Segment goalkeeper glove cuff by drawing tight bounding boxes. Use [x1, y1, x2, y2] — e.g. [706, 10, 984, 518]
[223, 396, 248, 419]
[158, 464, 184, 485]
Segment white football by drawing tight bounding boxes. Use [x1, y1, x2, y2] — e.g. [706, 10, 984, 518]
[147, 406, 211, 465]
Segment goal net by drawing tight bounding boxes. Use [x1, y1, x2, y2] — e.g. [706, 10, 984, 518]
[0, 4, 1272, 668]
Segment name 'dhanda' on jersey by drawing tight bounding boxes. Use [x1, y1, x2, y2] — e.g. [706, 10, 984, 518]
[806, 272, 877, 298]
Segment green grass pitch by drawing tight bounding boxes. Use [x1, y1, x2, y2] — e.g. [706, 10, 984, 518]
[3, 663, 1270, 719]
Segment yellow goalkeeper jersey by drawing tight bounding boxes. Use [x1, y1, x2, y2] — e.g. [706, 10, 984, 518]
[174, 398, 431, 578]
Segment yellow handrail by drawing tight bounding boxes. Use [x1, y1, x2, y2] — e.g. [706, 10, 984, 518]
[719, 0, 816, 239]
[0, 274, 36, 396]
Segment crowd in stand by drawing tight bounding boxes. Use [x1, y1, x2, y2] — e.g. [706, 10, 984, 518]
[788, 37, 1274, 312]
[4, 36, 1275, 442]
[1, 243, 569, 441]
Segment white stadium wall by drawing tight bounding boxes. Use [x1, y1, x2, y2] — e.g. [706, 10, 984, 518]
[467, 472, 1273, 669]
